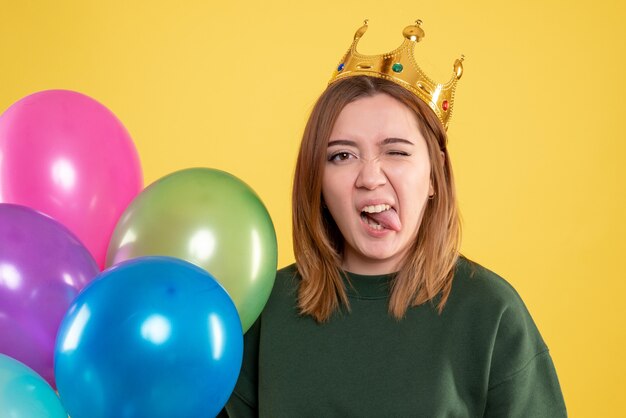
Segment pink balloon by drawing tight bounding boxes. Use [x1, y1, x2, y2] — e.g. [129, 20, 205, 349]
[0, 90, 143, 269]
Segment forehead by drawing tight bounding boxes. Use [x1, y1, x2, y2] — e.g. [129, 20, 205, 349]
[329, 93, 421, 141]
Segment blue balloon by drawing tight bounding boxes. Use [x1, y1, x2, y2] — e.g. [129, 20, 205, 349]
[0, 353, 67, 418]
[54, 256, 243, 418]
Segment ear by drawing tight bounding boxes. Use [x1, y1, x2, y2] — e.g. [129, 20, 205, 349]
[429, 151, 445, 197]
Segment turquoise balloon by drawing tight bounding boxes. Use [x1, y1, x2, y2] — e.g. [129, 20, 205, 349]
[0, 354, 67, 418]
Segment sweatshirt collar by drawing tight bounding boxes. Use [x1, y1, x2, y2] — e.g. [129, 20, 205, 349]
[341, 270, 395, 299]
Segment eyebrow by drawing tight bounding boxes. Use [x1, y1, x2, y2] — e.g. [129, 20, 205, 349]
[381, 137, 414, 146]
[327, 139, 357, 147]
[327, 137, 415, 147]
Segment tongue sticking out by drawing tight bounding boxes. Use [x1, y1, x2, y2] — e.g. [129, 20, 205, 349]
[365, 208, 401, 231]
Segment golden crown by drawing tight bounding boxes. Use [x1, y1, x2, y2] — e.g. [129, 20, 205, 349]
[328, 20, 464, 129]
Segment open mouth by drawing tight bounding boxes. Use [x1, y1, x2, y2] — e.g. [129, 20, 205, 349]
[359, 204, 400, 231]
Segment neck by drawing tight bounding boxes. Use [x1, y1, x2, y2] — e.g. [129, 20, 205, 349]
[342, 252, 403, 275]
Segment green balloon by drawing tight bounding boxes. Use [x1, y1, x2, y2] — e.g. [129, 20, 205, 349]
[106, 168, 277, 332]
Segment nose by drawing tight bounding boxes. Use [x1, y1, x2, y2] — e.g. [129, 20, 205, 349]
[355, 157, 387, 190]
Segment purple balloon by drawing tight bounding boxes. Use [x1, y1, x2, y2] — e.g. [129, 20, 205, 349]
[0, 204, 98, 387]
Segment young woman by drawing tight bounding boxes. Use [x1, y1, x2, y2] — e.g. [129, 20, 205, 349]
[221, 21, 566, 417]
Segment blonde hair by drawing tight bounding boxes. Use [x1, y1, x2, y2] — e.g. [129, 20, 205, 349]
[292, 76, 461, 322]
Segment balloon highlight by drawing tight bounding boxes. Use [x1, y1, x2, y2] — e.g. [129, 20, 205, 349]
[54, 256, 244, 418]
[0, 204, 99, 387]
[0, 89, 143, 268]
[106, 168, 277, 332]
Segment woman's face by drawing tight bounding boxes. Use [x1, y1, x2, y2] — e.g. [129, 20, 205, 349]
[322, 93, 433, 274]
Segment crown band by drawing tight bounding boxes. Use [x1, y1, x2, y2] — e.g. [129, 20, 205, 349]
[328, 20, 464, 129]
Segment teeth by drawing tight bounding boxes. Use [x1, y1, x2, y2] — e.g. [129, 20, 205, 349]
[362, 204, 390, 214]
[364, 215, 383, 229]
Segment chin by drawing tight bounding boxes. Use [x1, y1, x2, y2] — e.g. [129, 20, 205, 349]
[358, 246, 403, 264]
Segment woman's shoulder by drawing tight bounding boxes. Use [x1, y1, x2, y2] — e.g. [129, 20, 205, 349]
[258, 264, 300, 316]
[276, 263, 299, 279]
[449, 255, 546, 340]
[451, 257, 563, 411]
[451, 255, 528, 311]
[449, 254, 548, 349]
[274, 263, 300, 293]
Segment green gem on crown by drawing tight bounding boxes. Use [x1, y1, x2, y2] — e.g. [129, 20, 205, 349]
[392, 63, 403, 73]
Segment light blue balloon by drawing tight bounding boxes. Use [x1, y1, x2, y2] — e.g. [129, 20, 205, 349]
[54, 256, 243, 418]
[0, 354, 67, 418]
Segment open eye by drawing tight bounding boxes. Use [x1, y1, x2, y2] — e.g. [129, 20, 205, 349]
[328, 151, 356, 162]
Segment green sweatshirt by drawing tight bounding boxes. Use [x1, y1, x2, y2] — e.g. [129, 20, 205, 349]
[221, 256, 566, 417]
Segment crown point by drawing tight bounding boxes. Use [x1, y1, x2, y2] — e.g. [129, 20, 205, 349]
[454, 58, 464, 79]
[329, 20, 462, 129]
[403, 24, 425, 42]
[354, 21, 369, 40]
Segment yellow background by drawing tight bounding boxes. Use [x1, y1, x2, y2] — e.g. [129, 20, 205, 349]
[2, 0, 624, 416]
